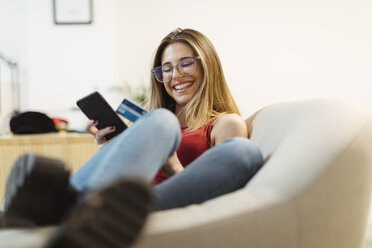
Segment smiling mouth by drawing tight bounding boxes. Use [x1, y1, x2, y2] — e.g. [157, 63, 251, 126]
[174, 82, 193, 90]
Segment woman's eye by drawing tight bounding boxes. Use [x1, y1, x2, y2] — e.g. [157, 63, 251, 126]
[180, 62, 193, 67]
[162, 67, 172, 73]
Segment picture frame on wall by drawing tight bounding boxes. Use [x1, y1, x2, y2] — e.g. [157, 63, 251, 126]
[53, 0, 93, 25]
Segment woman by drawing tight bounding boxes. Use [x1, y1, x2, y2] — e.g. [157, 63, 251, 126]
[2, 28, 263, 248]
[81, 28, 263, 209]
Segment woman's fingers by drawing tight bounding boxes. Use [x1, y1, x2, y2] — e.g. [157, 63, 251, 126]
[85, 120, 116, 148]
[95, 126, 116, 145]
[85, 120, 98, 135]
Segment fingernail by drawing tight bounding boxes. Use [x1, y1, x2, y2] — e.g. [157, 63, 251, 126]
[92, 120, 97, 125]
[110, 126, 115, 130]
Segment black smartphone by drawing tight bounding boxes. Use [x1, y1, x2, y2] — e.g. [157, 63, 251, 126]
[76, 91, 127, 140]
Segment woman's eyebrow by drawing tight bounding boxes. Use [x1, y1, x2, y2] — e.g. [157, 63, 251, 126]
[161, 61, 172, 66]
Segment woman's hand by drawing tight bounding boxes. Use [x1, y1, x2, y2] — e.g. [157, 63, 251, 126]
[161, 152, 184, 177]
[85, 120, 116, 149]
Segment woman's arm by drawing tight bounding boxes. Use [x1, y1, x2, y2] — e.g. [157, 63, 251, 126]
[161, 152, 184, 176]
[211, 114, 248, 146]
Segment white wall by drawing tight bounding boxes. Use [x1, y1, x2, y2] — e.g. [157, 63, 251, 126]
[26, 0, 120, 109]
[1, 0, 371, 131]
[0, 0, 28, 134]
[10, 0, 122, 130]
[116, 0, 372, 117]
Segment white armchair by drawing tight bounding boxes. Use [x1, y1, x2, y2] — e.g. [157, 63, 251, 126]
[133, 98, 372, 248]
[1, 98, 372, 248]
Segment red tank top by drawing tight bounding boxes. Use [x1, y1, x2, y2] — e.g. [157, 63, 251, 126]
[154, 119, 216, 183]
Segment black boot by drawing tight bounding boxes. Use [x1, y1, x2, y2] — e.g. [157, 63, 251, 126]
[2, 153, 77, 226]
[45, 178, 152, 248]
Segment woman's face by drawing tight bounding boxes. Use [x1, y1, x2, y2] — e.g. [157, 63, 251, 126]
[161, 42, 203, 111]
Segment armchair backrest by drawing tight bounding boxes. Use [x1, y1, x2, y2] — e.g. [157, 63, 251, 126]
[245, 98, 372, 247]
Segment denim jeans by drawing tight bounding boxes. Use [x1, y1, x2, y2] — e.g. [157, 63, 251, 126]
[70, 109, 264, 211]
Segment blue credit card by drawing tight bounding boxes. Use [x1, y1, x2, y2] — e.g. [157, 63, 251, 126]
[116, 99, 147, 122]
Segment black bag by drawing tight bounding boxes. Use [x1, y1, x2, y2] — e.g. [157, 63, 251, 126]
[10, 111, 57, 134]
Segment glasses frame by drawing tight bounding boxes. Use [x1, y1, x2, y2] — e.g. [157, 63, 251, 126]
[151, 56, 200, 84]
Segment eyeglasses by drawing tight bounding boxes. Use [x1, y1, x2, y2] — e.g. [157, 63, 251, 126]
[151, 56, 200, 84]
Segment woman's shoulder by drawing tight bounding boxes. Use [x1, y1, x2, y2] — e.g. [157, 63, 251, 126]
[214, 113, 245, 128]
[210, 114, 248, 145]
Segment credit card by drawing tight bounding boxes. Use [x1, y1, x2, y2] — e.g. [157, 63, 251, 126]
[116, 99, 147, 122]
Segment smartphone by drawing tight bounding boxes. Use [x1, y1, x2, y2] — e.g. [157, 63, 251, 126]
[76, 91, 127, 140]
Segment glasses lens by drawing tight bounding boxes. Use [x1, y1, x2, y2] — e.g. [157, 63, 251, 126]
[154, 67, 164, 82]
[179, 58, 197, 76]
[161, 65, 173, 83]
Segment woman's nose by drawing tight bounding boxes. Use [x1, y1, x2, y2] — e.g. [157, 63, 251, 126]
[172, 66, 182, 81]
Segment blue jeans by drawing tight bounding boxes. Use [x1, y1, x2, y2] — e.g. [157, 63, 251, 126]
[70, 109, 263, 211]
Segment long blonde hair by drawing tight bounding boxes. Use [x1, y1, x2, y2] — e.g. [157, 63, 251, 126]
[148, 28, 240, 131]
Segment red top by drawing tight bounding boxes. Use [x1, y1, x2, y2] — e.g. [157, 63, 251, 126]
[154, 119, 216, 183]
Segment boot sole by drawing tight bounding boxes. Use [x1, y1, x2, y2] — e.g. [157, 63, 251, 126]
[3, 153, 71, 225]
[46, 178, 152, 248]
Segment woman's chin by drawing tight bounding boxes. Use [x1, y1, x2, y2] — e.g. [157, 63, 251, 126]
[175, 97, 193, 108]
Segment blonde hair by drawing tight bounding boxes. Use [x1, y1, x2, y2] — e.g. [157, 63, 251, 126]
[148, 28, 240, 131]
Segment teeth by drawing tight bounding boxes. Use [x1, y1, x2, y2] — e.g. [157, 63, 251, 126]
[175, 82, 192, 90]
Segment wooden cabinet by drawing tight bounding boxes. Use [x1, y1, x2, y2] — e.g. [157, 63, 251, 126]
[0, 133, 99, 208]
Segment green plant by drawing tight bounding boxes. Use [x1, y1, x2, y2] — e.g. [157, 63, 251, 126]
[108, 82, 149, 107]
